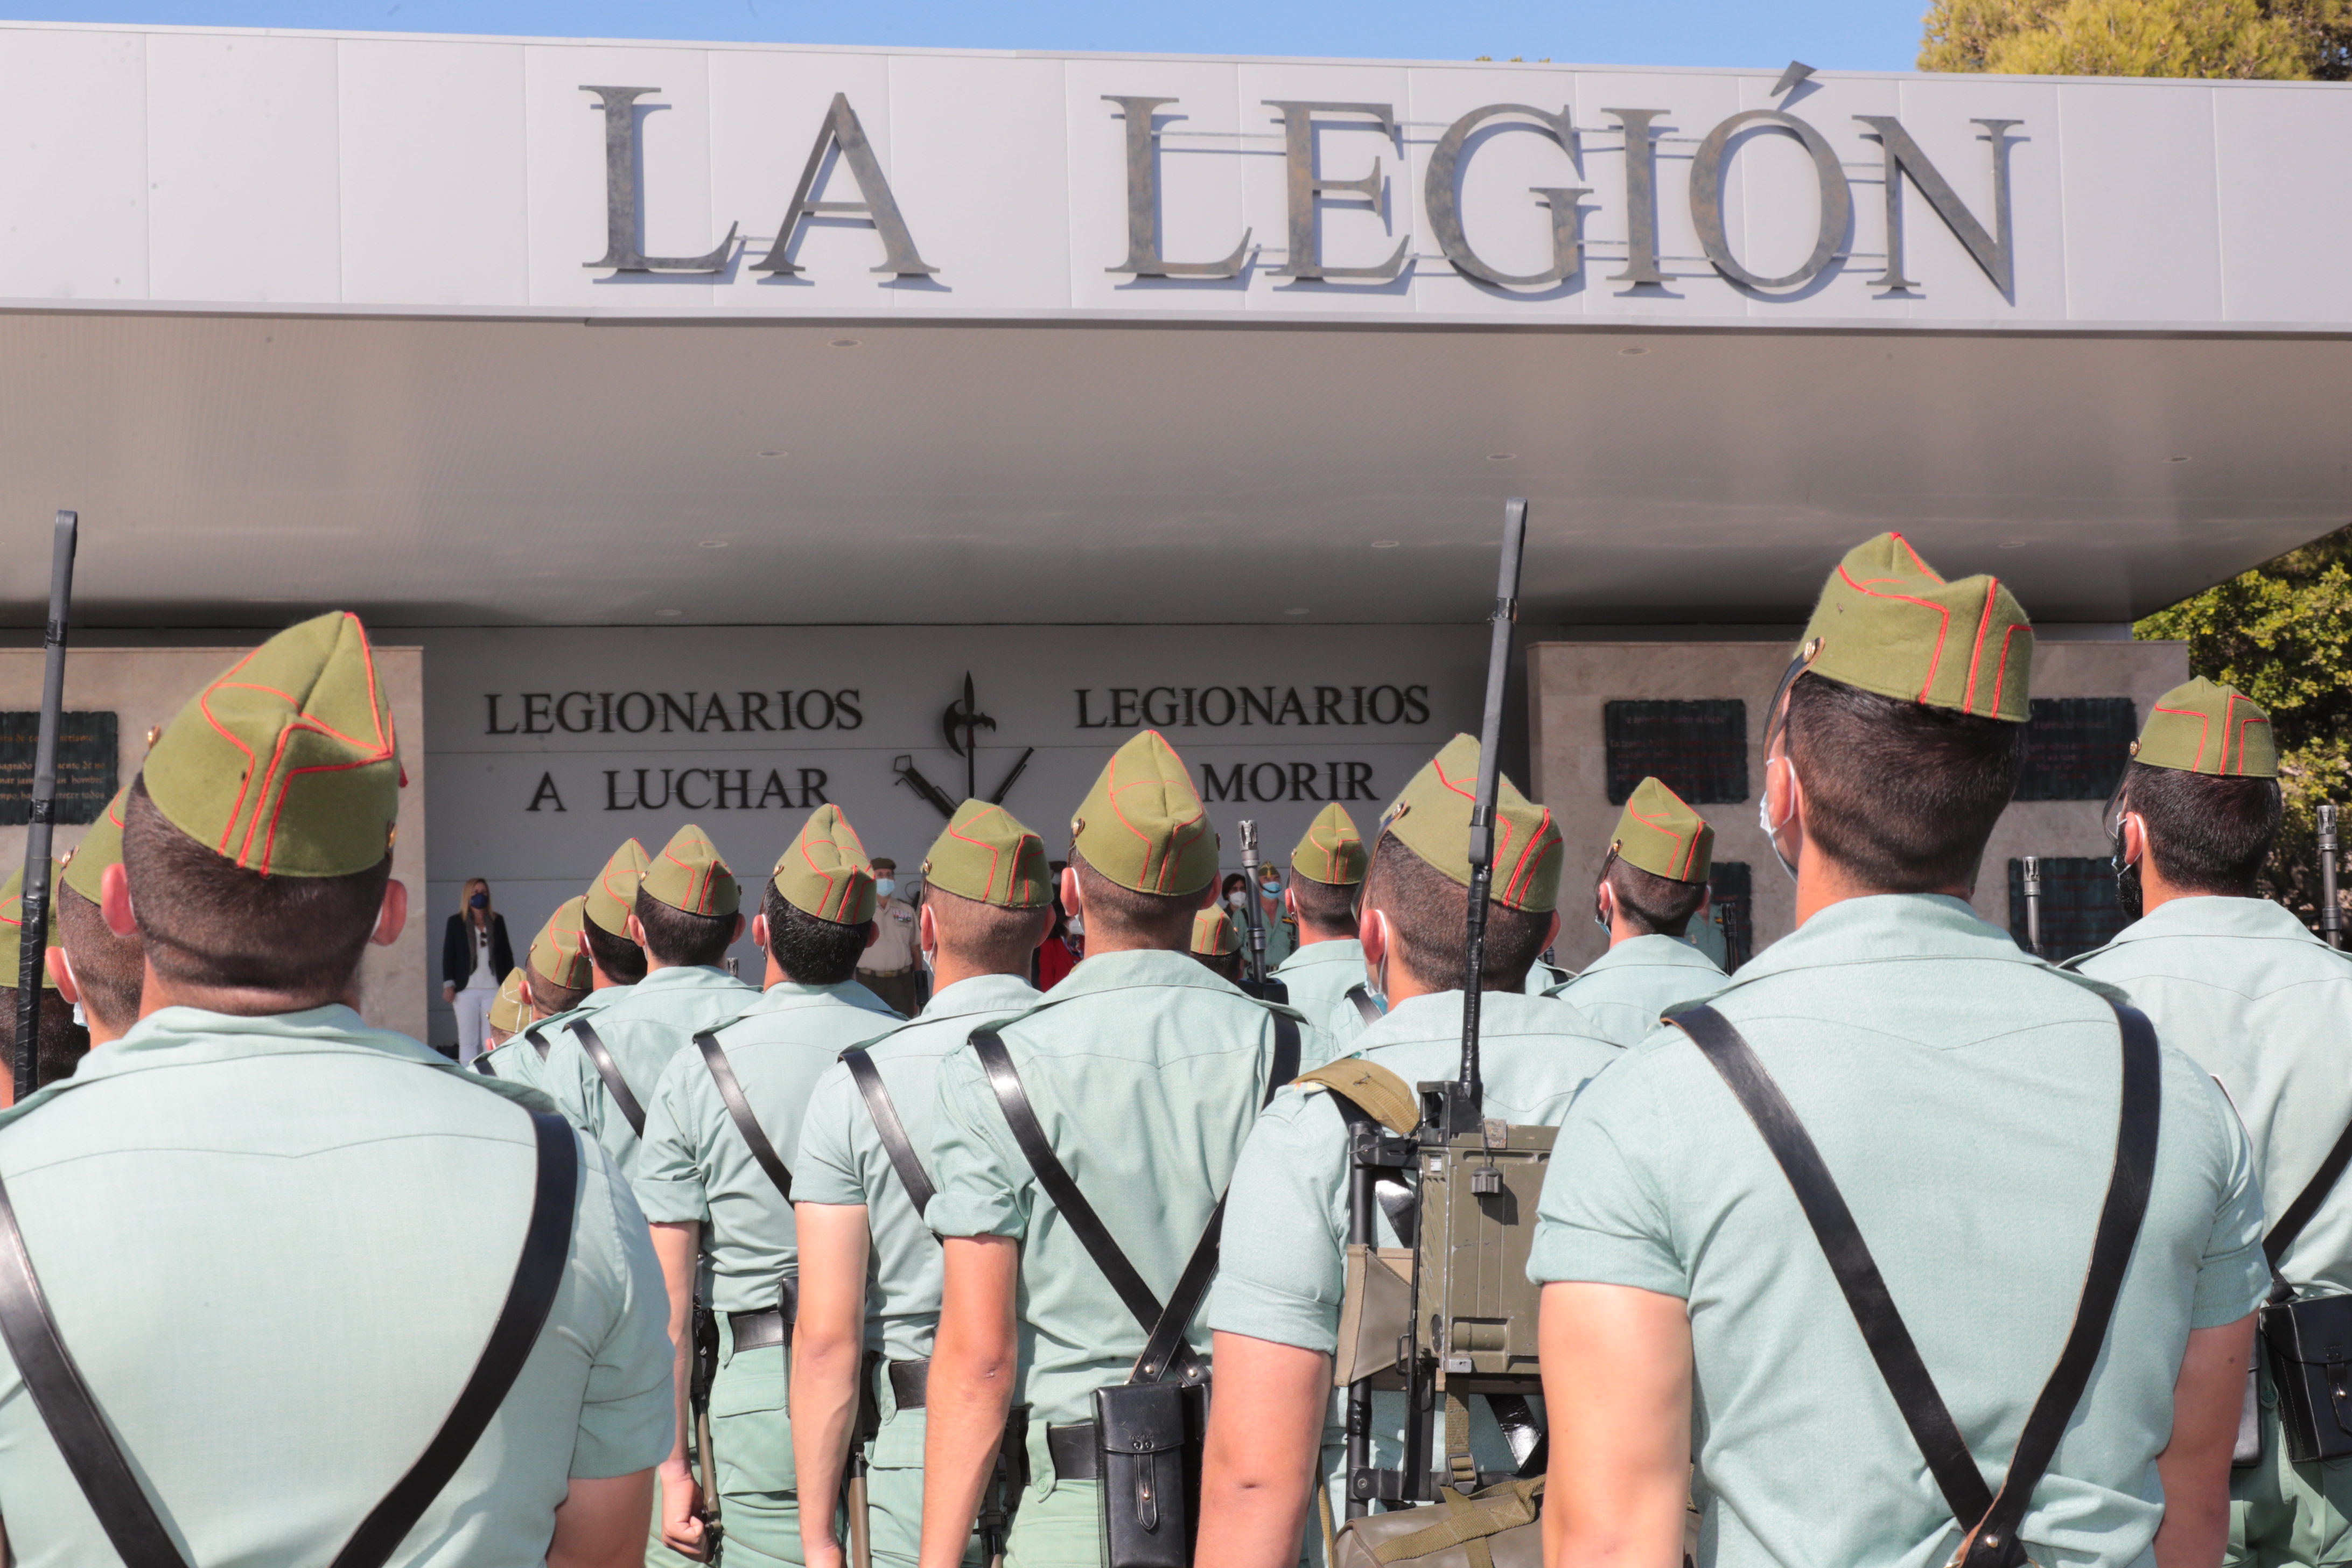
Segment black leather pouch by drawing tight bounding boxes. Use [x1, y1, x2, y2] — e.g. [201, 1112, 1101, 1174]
[2262, 1293, 2352, 1464]
[1093, 1381, 1206, 1568]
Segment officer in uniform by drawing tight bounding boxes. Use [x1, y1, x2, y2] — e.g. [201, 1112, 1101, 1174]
[1268, 803, 1371, 1032]
[920, 731, 1321, 1568]
[859, 857, 925, 1018]
[1191, 904, 1244, 980]
[542, 823, 758, 1178]
[2063, 677, 2352, 1566]
[1196, 734, 1621, 1567]
[793, 799, 1055, 1568]
[51, 786, 142, 1048]
[484, 966, 529, 1053]
[1543, 774, 1728, 1045]
[1531, 536, 2268, 1568]
[635, 804, 902, 1565]
[0, 610, 674, 1562]
[0, 862, 83, 1091]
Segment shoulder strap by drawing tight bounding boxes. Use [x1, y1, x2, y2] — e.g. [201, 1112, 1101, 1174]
[844, 1047, 936, 1219]
[0, 1106, 579, 1568]
[1345, 984, 1381, 1026]
[1671, 1002, 2160, 1568]
[524, 1024, 552, 1062]
[1297, 1058, 1418, 1137]
[568, 1018, 646, 1138]
[695, 1031, 793, 1201]
[2264, 1110, 2352, 1283]
[471, 1055, 498, 1078]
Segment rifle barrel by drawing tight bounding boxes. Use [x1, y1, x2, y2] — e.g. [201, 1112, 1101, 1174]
[1237, 820, 1269, 983]
[15, 511, 75, 1103]
[2320, 803, 2343, 949]
[1459, 499, 1529, 1110]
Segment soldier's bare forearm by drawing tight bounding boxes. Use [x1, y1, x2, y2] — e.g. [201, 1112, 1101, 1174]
[792, 1202, 873, 1563]
[2154, 1316, 2256, 1568]
[921, 1235, 1019, 1568]
[1196, 1331, 1332, 1568]
[1540, 1280, 1692, 1568]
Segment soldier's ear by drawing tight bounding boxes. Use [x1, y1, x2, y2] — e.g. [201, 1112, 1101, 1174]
[1542, 909, 1562, 952]
[45, 947, 79, 1007]
[750, 913, 771, 951]
[731, 912, 747, 946]
[2120, 813, 2149, 869]
[1059, 866, 1083, 920]
[1360, 907, 1390, 970]
[100, 863, 137, 940]
[370, 879, 408, 949]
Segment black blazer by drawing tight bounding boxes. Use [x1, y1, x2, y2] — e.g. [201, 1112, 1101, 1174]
[442, 912, 515, 992]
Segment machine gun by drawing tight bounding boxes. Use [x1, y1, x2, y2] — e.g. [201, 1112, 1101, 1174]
[14, 512, 76, 1103]
[2021, 855, 2045, 960]
[1234, 820, 1289, 1004]
[1331, 500, 1549, 1530]
[2321, 803, 2343, 950]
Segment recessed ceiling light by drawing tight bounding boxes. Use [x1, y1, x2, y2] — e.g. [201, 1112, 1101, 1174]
[1618, 346, 1649, 356]
[1998, 539, 2028, 549]
[1370, 540, 1401, 549]
[1285, 607, 1311, 615]
[1486, 452, 1516, 462]
[829, 338, 860, 348]
[758, 449, 788, 458]
[698, 539, 730, 550]
[655, 608, 683, 618]
[2166, 454, 2192, 464]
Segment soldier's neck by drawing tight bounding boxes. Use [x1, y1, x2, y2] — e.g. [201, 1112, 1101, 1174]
[926, 948, 1026, 992]
[1793, 843, 1969, 925]
[138, 959, 358, 1019]
[1294, 924, 1356, 949]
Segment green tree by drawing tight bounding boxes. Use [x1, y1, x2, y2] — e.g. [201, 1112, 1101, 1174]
[2134, 527, 2352, 928]
[1919, 0, 2352, 78]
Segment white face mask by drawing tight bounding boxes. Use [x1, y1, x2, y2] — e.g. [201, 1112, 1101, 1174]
[1227, 892, 1249, 909]
[1759, 757, 1801, 881]
[874, 878, 896, 900]
[1064, 914, 1083, 938]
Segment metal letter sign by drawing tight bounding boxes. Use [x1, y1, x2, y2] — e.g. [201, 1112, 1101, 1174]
[1688, 109, 1853, 290]
[1853, 116, 2021, 295]
[754, 93, 936, 277]
[1263, 102, 1409, 281]
[1424, 104, 1589, 288]
[1605, 109, 1669, 285]
[581, 86, 739, 272]
[1103, 96, 1252, 278]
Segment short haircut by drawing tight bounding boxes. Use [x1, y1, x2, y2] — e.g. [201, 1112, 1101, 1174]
[582, 918, 648, 986]
[633, 887, 736, 968]
[761, 881, 871, 986]
[54, 884, 142, 1033]
[1605, 858, 1709, 939]
[926, 884, 1052, 976]
[1781, 673, 2023, 892]
[2122, 760, 2283, 897]
[527, 970, 589, 1017]
[1074, 850, 1200, 950]
[122, 778, 391, 1005]
[1364, 832, 1550, 993]
[1290, 875, 1359, 938]
[0, 989, 88, 1088]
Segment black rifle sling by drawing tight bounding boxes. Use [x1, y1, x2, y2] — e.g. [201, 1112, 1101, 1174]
[471, 1055, 498, 1078]
[695, 1031, 793, 1202]
[971, 1013, 1300, 1387]
[1674, 1002, 2160, 1568]
[0, 1106, 579, 1568]
[525, 1025, 551, 1062]
[2262, 1108, 2352, 1292]
[1345, 985, 1381, 1027]
[569, 1018, 646, 1139]
[844, 1047, 936, 1219]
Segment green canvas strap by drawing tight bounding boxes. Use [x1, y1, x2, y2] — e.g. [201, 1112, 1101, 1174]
[1368, 1477, 1543, 1566]
[1444, 1392, 1478, 1492]
[1298, 1058, 1417, 1136]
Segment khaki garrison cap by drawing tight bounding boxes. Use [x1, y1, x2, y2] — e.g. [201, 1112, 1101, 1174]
[1071, 731, 1218, 898]
[529, 896, 594, 992]
[584, 837, 652, 936]
[487, 968, 529, 1035]
[60, 786, 130, 905]
[642, 824, 740, 917]
[142, 611, 403, 877]
[1612, 777, 1714, 885]
[1191, 906, 1241, 957]
[1798, 533, 2034, 723]
[772, 804, 878, 925]
[1290, 803, 1368, 887]
[925, 801, 1052, 909]
[1377, 734, 1563, 914]
[0, 864, 62, 989]
[2133, 677, 2278, 778]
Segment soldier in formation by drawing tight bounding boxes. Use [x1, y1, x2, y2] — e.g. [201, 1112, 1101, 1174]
[1542, 773, 1728, 1045]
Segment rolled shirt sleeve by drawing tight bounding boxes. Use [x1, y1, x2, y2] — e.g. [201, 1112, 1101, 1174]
[629, 1052, 711, 1226]
[793, 1064, 869, 1209]
[922, 1045, 1032, 1241]
[1205, 1088, 1354, 1355]
[1528, 1060, 1689, 1300]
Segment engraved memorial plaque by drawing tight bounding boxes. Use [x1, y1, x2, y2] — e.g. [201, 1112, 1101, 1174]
[1602, 699, 1748, 806]
[2018, 697, 2137, 802]
[0, 711, 117, 827]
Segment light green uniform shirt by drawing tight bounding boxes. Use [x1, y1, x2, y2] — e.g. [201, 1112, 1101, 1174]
[1532, 894, 2270, 1568]
[1543, 933, 1727, 1046]
[477, 984, 631, 1093]
[2070, 896, 2352, 1296]
[926, 949, 1324, 1425]
[633, 978, 900, 1315]
[543, 965, 759, 1179]
[0, 1005, 674, 1565]
[795, 972, 1044, 1363]
[1271, 940, 1367, 1041]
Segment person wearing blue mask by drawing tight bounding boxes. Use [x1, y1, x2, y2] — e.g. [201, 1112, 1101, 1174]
[439, 876, 514, 1065]
[857, 856, 924, 1017]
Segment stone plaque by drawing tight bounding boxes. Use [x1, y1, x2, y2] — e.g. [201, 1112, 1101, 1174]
[2007, 856, 2128, 961]
[1602, 699, 1748, 806]
[2018, 697, 2138, 802]
[0, 711, 117, 827]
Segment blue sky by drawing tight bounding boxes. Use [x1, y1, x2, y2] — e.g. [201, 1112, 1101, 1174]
[5, 2, 1930, 72]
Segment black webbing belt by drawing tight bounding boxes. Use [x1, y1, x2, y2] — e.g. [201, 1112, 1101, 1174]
[695, 1031, 793, 1201]
[1670, 1002, 2159, 1568]
[2260, 1108, 2352, 1301]
[969, 1013, 1299, 1385]
[569, 1018, 646, 1138]
[1343, 985, 1381, 1026]
[0, 1106, 579, 1568]
[844, 1046, 937, 1219]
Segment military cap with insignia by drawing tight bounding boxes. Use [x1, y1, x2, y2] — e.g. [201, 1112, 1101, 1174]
[1611, 776, 1714, 885]
[1290, 803, 1368, 887]
[584, 837, 651, 936]
[641, 824, 739, 916]
[0, 864, 64, 990]
[772, 804, 877, 925]
[1378, 734, 1563, 912]
[487, 967, 529, 1035]
[1070, 731, 1219, 897]
[925, 800, 1052, 909]
[1793, 531, 2034, 723]
[1190, 906, 1240, 956]
[529, 895, 595, 992]
[141, 610, 403, 875]
[59, 786, 128, 906]
[2132, 677, 2277, 778]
